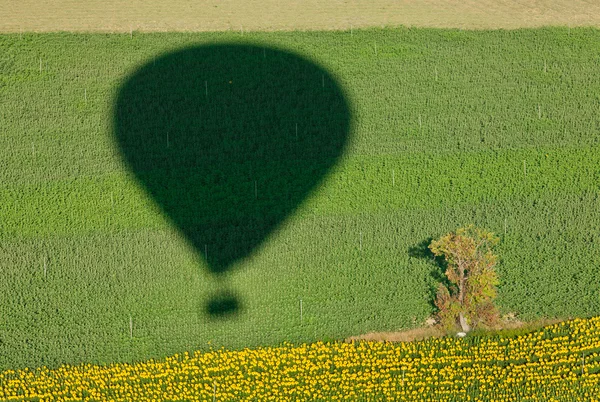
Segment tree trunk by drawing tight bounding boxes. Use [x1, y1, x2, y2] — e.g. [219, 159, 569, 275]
[459, 312, 471, 333]
[458, 262, 466, 304]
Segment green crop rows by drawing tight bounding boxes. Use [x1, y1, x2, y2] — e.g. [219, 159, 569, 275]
[1, 28, 600, 370]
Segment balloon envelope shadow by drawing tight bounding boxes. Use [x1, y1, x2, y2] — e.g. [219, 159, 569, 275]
[114, 44, 350, 317]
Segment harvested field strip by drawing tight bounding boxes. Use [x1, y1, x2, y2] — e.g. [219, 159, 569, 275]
[2, 0, 600, 32]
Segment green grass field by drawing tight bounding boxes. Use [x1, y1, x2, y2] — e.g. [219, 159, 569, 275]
[1, 28, 600, 370]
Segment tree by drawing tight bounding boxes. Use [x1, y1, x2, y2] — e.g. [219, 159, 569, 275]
[429, 225, 500, 332]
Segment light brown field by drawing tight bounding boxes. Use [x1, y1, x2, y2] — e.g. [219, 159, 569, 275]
[345, 316, 564, 343]
[1, 0, 599, 33]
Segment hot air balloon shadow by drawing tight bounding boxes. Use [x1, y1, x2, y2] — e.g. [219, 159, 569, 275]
[114, 44, 351, 318]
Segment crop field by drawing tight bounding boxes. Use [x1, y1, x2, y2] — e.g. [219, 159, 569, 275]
[2, 317, 600, 401]
[2, 0, 600, 32]
[1, 27, 600, 371]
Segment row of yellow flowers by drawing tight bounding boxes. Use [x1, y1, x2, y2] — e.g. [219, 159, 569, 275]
[2, 317, 600, 401]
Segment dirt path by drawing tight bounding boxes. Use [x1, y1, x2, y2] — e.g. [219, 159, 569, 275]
[2, 0, 600, 33]
[345, 317, 564, 343]
[346, 326, 444, 343]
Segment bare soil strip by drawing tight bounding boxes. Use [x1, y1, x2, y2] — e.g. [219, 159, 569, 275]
[346, 317, 565, 343]
[2, 0, 600, 33]
[346, 326, 444, 343]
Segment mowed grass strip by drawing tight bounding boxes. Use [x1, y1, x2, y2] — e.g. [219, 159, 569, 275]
[1, 28, 600, 369]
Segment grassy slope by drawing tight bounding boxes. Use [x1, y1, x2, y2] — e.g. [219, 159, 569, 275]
[1, 28, 600, 369]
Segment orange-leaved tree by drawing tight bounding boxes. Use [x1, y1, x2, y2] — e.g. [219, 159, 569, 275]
[429, 225, 500, 332]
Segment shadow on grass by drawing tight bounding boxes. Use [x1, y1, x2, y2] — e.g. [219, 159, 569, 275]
[408, 237, 450, 310]
[114, 44, 351, 318]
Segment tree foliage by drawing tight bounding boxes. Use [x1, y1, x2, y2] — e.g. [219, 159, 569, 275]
[429, 225, 500, 332]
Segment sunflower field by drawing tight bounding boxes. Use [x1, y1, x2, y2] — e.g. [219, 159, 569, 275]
[1, 316, 599, 401]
